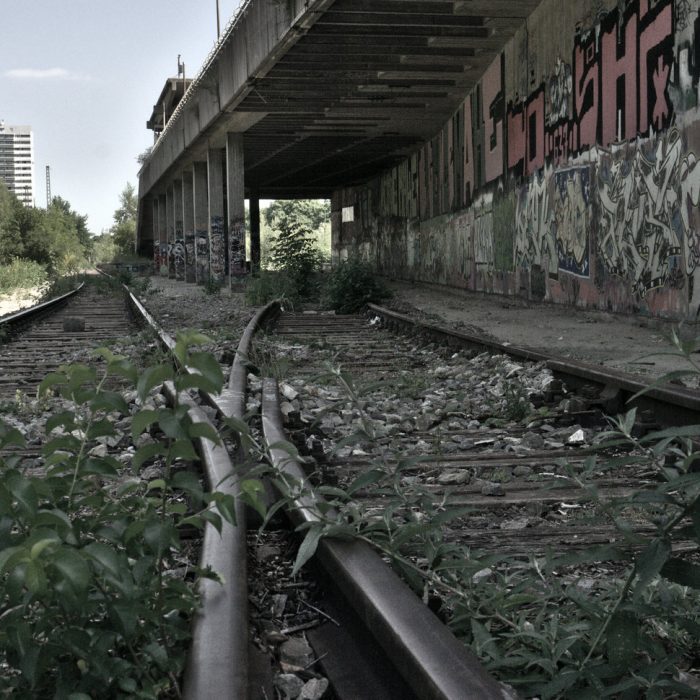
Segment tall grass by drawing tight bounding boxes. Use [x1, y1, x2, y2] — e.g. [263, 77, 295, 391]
[0, 259, 47, 294]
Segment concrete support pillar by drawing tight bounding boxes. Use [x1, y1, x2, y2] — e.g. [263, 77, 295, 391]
[250, 195, 261, 272]
[158, 194, 167, 276]
[207, 148, 226, 283]
[226, 133, 246, 283]
[152, 198, 160, 273]
[193, 162, 209, 285]
[173, 179, 185, 281]
[139, 196, 154, 259]
[183, 171, 195, 283]
[166, 184, 175, 277]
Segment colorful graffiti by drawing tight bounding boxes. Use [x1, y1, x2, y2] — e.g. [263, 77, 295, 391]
[160, 242, 168, 276]
[174, 239, 185, 281]
[598, 127, 700, 296]
[185, 231, 195, 283]
[195, 230, 209, 284]
[167, 242, 175, 277]
[209, 216, 225, 282]
[474, 198, 495, 272]
[331, 0, 700, 318]
[229, 218, 246, 276]
[514, 172, 557, 276]
[508, 0, 674, 178]
[552, 168, 591, 277]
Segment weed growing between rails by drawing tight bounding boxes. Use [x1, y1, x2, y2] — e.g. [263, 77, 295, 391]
[261, 359, 700, 699]
[0, 332, 266, 697]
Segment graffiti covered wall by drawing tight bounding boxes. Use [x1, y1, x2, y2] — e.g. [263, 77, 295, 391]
[333, 0, 700, 320]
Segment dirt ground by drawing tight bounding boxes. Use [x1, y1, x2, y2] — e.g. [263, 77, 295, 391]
[0, 288, 43, 318]
[383, 280, 700, 384]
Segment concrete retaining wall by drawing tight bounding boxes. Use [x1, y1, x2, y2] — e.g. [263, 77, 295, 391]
[333, 0, 700, 320]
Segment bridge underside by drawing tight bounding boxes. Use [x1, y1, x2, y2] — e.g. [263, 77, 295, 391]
[203, 0, 540, 199]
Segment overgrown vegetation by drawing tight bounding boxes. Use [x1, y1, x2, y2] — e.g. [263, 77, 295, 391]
[264, 346, 700, 698]
[0, 333, 264, 696]
[0, 182, 91, 283]
[0, 259, 47, 295]
[323, 257, 391, 313]
[246, 200, 390, 313]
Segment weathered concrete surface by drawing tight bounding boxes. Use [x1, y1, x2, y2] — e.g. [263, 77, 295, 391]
[137, 0, 539, 243]
[334, 0, 700, 322]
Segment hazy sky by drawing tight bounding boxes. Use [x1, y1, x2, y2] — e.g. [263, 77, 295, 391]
[1, 1, 243, 233]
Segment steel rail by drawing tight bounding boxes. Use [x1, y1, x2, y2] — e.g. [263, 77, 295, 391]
[127, 290, 280, 699]
[0, 282, 83, 329]
[367, 303, 700, 424]
[260, 377, 517, 700]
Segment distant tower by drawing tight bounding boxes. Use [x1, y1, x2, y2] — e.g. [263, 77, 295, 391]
[46, 165, 51, 207]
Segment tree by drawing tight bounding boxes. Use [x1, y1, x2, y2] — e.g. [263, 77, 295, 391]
[111, 183, 137, 256]
[263, 199, 330, 232]
[113, 183, 137, 226]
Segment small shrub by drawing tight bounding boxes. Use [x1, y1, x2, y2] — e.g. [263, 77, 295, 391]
[322, 257, 391, 313]
[0, 259, 47, 295]
[203, 277, 222, 296]
[245, 270, 298, 307]
[269, 219, 324, 301]
[0, 334, 266, 696]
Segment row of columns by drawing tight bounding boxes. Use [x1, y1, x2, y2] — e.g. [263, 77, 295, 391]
[150, 135, 261, 286]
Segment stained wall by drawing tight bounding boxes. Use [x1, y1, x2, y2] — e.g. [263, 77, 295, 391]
[333, 0, 700, 319]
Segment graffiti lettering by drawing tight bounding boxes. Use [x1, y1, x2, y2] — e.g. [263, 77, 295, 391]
[195, 230, 209, 284]
[229, 218, 246, 277]
[185, 231, 195, 283]
[209, 216, 225, 282]
[507, 0, 674, 177]
[597, 128, 700, 297]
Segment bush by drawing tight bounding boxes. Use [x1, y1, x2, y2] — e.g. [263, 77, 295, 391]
[268, 219, 324, 301]
[0, 334, 265, 696]
[245, 270, 298, 307]
[0, 259, 47, 295]
[322, 257, 391, 313]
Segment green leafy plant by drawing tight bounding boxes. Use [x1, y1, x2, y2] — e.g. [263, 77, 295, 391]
[0, 332, 264, 697]
[322, 257, 391, 314]
[268, 218, 324, 301]
[202, 277, 222, 296]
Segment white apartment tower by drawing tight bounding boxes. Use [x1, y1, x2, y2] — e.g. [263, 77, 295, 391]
[0, 121, 35, 207]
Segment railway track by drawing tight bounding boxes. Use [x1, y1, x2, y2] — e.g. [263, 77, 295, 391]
[250, 307, 700, 697]
[0, 280, 136, 402]
[2, 280, 698, 698]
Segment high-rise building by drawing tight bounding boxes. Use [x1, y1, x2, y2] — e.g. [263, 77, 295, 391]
[0, 121, 35, 207]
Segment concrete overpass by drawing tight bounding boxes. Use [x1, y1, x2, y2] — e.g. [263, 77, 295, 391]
[139, 0, 700, 323]
[137, 0, 541, 283]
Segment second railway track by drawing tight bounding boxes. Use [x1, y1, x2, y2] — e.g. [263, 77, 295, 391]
[250, 305, 700, 697]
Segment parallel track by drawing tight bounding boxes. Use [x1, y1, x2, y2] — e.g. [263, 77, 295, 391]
[0, 283, 136, 401]
[250, 306, 700, 695]
[6, 286, 698, 697]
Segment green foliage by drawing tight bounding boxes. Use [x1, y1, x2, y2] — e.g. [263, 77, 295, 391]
[322, 257, 391, 313]
[0, 259, 47, 294]
[0, 182, 92, 286]
[267, 213, 324, 302]
[260, 199, 330, 274]
[0, 335, 265, 696]
[110, 183, 138, 257]
[245, 270, 297, 307]
[202, 277, 223, 296]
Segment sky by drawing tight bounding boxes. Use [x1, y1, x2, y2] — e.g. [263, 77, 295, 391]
[1, 1, 244, 234]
